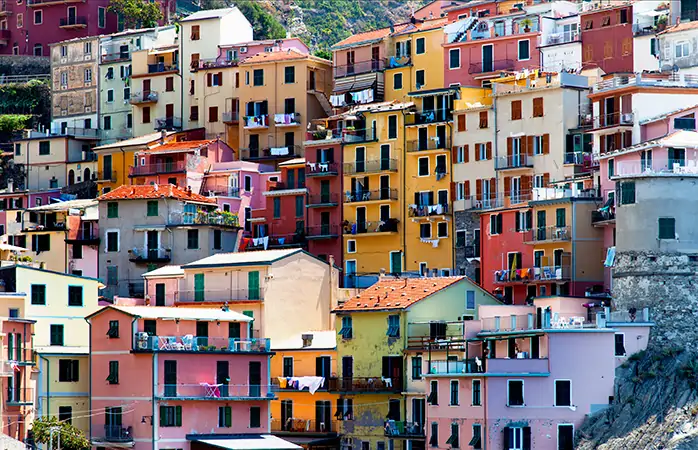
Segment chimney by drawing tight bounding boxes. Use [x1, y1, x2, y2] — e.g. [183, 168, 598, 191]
[301, 333, 313, 348]
[7, 179, 13, 193]
[160, 129, 167, 143]
[187, 186, 192, 195]
[379, 268, 386, 279]
[389, 22, 395, 33]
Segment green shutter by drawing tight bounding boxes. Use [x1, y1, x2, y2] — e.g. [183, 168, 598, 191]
[248, 271, 260, 300]
[194, 274, 205, 301]
[147, 201, 158, 216]
[16, 334, 21, 362]
[7, 333, 13, 361]
[556, 208, 566, 227]
[175, 405, 182, 426]
[159, 406, 166, 426]
[225, 406, 232, 427]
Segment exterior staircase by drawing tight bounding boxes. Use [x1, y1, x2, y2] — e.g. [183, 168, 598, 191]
[310, 90, 333, 116]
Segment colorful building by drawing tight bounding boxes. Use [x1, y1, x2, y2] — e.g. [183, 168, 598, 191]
[580, 3, 635, 74]
[332, 276, 500, 450]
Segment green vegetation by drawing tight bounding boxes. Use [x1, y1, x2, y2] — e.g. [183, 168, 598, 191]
[0, 115, 30, 134]
[31, 417, 90, 450]
[0, 80, 50, 124]
[0, 56, 50, 76]
[108, 0, 163, 29]
[181, 0, 285, 40]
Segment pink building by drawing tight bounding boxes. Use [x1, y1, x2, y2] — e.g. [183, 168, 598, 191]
[204, 38, 310, 68]
[424, 297, 652, 450]
[87, 305, 283, 450]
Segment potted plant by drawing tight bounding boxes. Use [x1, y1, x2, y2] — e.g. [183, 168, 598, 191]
[657, 15, 668, 31]
[520, 18, 533, 33]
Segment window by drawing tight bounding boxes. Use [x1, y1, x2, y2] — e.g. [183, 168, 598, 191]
[393, 73, 403, 90]
[465, 290, 475, 310]
[472, 380, 481, 406]
[556, 208, 566, 227]
[127, 113, 133, 128]
[219, 406, 232, 428]
[295, 195, 304, 217]
[533, 97, 543, 117]
[107, 320, 119, 338]
[437, 222, 448, 238]
[449, 380, 459, 405]
[253, 69, 264, 86]
[144, 320, 156, 336]
[68, 286, 83, 306]
[190, 105, 199, 121]
[103, 116, 112, 130]
[59, 406, 72, 424]
[282, 357, 293, 377]
[430, 422, 438, 447]
[347, 240, 356, 253]
[418, 157, 429, 176]
[479, 111, 488, 128]
[84, 68, 92, 84]
[8, 308, 18, 318]
[107, 361, 119, 384]
[16, 13, 23, 28]
[273, 197, 281, 218]
[146, 201, 158, 217]
[412, 356, 422, 380]
[34, 9, 42, 24]
[511, 100, 522, 120]
[518, 40, 530, 60]
[387, 315, 400, 338]
[416, 37, 426, 54]
[191, 25, 200, 40]
[658, 217, 675, 239]
[106, 231, 119, 252]
[187, 229, 199, 249]
[213, 229, 222, 250]
[284, 66, 295, 83]
[160, 405, 182, 427]
[490, 214, 503, 235]
[209, 106, 218, 123]
[250, 406, 261, 428]
[31, 284, 46, 305]
[416, 70, 425, 88]
[620, 181, 635, 205]
[98, 6, 106, 27]
[50, 324, 64, 346]
[107, 202, 118, 218]
[388, 115, 398, 139]
[339, 316, 352, 339]
[58, 359, 79, 382]
[165, 76, 174, 92]
[39, 141, 50, 155]
[471, 424, 482, 449]
[554, 380, 571, 407]
[614, 333, 626, 356]
[428, 380, 438, 405]
[508, 380, 524, 406]
[420, 223, 432, 239]
[446, 423, 459, 448]
[106, 89, 114, 103]
[676, 41, 690, 58]
[449, 48, 460, 69]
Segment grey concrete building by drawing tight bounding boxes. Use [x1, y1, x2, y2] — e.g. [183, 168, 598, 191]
[454, 210, 480, 282]
[97, 184, 240, 298]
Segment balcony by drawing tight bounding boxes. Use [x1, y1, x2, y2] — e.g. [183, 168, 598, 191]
[333, 59, 385, 78]
[204, 185, 240, 197]
[239, 146, 301, 161]
[406, 138, 451, 153]
[632, 22, 662, 36]
[175, 288, 263, 303]
[59, 15, 87, 28]
[524, 226, 571, 244]
[307, 193, 340, 207]
[22, 222, 66, 233]
[157, 383, 272, 400]
[405, 109, 452, 126]
[329, 377, 402, 393]
[243, 115, 269, 129]
[306, 128, 343, 142]
[544, 30, 579, 46]
[385, 421, 425, 439]
[306, 224, 340, 239]
[0, 2, 11, 17]
[148, 62, 178, 74]
[343, 128, 377, 143]
[344, 218, 399, 236]
[593, 111, 634, 129]
[65, 230, 100, 245]
[90, 425, 134, 446]
[495, 154, 533, 170]
[93, 170, 117, 183]
[385, 55, 412, 69]
[272, 418, 338, 434]
[592, 73, 698, 94]
[129, 161, 186, 177]
[245, 233, 307, 250]
[564, 152, 591, 165]
[271, 377, 334, 392]
[65, 127, 100, 139]
[168, 210, 240, 228]
[101, 52, 131, 63]
[307, 162, 339, 177]
[128, 247, 171, 263]
[463, 196, 505, 211]
[273, 113, 301, 127]
[469, 59, 514, 75]
[130, 91, 158, 105]
[135, 335, 271, 354]
[613, 159, 698, 178]
[222, 111, 239, 124]
[194, 58, 239, 71]
[408, 203, 450, 218]
[591, 209, 615, 225]
[344, 158, 398, 175]
[493, 265, 571, 285]
[6, 387, 32, 406]
[345, 189, 398, 203]
[155, 117, 182, 131]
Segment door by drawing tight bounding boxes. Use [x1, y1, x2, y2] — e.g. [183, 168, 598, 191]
[390, 251, 402, 274]
[605, 97, 615, 126]
[315, 401, 332, 432]
[309, 70, 316, 90]
[382, 356, 403, 390]
[436, 125, 447, 149]
[166, 103, 174, 121]
[341, 356, 353, 390]
[142, 79, 151, 97]
[418, 127, 428, 150]
[196, 321, 208, 347]
[320, 180, 331, 204]
[146, 230, 158, 260]
[345, 261, 357, 288]
[103, 155, 113, 179]
[249, 361, 261, 397]
[380, 175, 390, 200]
[482, 44, 493, 72]
[164, 360, 177, 397]
[355, 147, 365, 173]
[316, 356, 331, 389]
[356, 207, 367, 233]
[380, 144, 390, 170]
[346, 51, 355, 74]
[320, 212, 331, 235]
[164, 157, 174, 172]
[67, 6, 76, 23]
[248, 271, 260, 300]
[412, 398, 426, 433]
[372, 46, 380, 70]
[217, 361, 229, 397]
[155, 283, 166, 306]
[105, 407, 123, 439]
[281, 400, 293, 431]
[537, 210, 547, 241]
[194, 273, 205, 302]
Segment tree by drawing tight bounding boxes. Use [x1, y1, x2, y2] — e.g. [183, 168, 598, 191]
[108, 0, 163, 29]
[194, 0, 286, 40]
[31, 417, 90, 450]
[314, 49, 332, 61]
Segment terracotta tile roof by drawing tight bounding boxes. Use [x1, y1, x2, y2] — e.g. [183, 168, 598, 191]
[240, 48, 328, 65]
[391, 17, 448, 37]
[658, 20, 698, 35]
[144, 139, 216, 153]
[97, 184, 216, 204]
[334, 277, 465, 312]
[332, 17, 446, 49]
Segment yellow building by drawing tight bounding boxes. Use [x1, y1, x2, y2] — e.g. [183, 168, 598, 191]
[270, 331, 339, 450]
[341, 102, 412, 288]
[189, 61, 241, 147]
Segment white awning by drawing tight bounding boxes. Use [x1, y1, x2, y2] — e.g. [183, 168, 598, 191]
[194, 435, 302, 450]
[0, 243, 26, 252]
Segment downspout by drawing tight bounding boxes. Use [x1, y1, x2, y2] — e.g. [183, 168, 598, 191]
[84, 317, 92, 441]
[39, 354, 49, 423]
[152, 352, 156, 450]
[447, 120, 454, 273]
[120, 147, 126, 187]
[401, 109, 407, 274]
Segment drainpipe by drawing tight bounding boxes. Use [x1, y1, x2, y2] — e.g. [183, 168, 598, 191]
[84, 317, 92, 441]
[447, 120, 454, 273]
[401, 109, 408, 274]
[152, 352, 156, 450]
[39, 354, 50, 424]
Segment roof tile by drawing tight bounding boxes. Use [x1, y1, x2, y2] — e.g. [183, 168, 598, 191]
[144, 139, 217, 153]
[97, 184, 216, 204]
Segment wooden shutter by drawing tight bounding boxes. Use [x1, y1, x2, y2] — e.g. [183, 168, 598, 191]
[522, 175, 532, 198]
[543, 134, 550, 154]
[218, 71, 223, 84]
[503, 177, 511, 196]
[600, 137, 606, 153]
[452, 147, 459, 164]
[489, 179, 496, 198]
[507, 138, 513, 157]
[526, 136, 533, 157]
[457, 114, 466, 132]
[614, 133, 621, 151]
[476, 179, 482, 200]
[464, 144, 469, 163]
[475, 144, 480, 161]
[464, 180, 470, 198]
[450, 182, 456, 202]
[542, 173, 550, 187]
[486, 142, 492, 160]
[207, 73, 212, 87]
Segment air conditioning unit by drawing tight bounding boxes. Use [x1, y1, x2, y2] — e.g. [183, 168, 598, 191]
[135, 332, 149, 350]
[621, 113, 633, 124]
[240, 46, 248, 53]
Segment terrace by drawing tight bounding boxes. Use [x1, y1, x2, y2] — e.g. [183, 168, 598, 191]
[174, 287, 264, 303]
[344, 189, 398, 203]
[591, 73, 698, 94]
[156, 383, 273, 401]
[134, 335, 271, 354]
[343, 158, 397, 175]
[329, 377, 402, 394]
[492, 265, 571, 285]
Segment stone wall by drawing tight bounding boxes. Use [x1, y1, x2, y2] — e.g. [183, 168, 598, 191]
[454, 210, 480, 280]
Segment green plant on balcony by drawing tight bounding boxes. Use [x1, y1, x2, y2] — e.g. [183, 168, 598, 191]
[520, 18, 533, 32]
[657, 15, 668, 30]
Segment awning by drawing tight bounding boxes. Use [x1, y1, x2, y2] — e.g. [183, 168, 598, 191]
[333, 72, 378, 94]
[193, 435, 302, 450]
[408, 86, 460, 98]
[133, 225, 167, 231]
[0, 243, 26, 252]
[280, 436, 340, 447]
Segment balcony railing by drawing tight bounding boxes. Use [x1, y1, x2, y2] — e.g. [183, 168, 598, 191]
[21, 222, 66, 233]
[591, 210, 615, 224]
[545, 30, 579, 45]
[307, 162, 339, 176]
[245, 233, 307, 250]
[155, 117, 182, 130]
[59, 16, 87, 27]
[129, 161, 186, 177]
[166, 210, 240, 228]
[243, 115, 269, 128]
[158, 383, 272, 399]
[7, 387, 32, 405]
[385, 421, 425, 438]
[632, 22, 661, 36]
[342, 128, 377, 143]
[93, 170, 117, 182]
[239, 146, 302, 161]
[128, 247, 171, 262]
[272, 418, 338, 433]
[493, 265, 571, 284]
[306, 224, 340, 238]
[329, 377, 402, 393]
[344, 158, 398, 175]
[148, 62, 178, 73]
[406, 137, 451, 152]
[130, 91, 158, 104]
[524, 226, 571, 243]
[613, 159, 698, 177]
[469, 59, 514, 74]
[462, 195, 505, 211]
[175, 288, 264, 303]
[65, 127, 100, 139]
[345, 189, 398, 203]
[204, 186, 240, 197]
[333, 59, 385, 78]
[564, 152, 591, 165]
[307, 193, 340, 206]
[344, 219, 399, 235]
[408, 203, 450, 217]
[95, 425, 134, 444]
[593, 111, 634, 128]
[273, 113, 301, 126]
[195, 58, 239, 70]
[495, 154, 533, 170]
[306, 128, 343, 142]
[222, 111, 239, 123]
[592, 73, 698, 94]
[101, 52, 131, 63]
[65, 230, 100, 244]
[406, 109, 452, 126]
[136, 335, 271, 353]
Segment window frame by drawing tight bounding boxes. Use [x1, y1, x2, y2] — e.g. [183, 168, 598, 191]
[449, 48, 461, 69]
[449, 379, 459, 406]
[472, 379, 482, 406]
[658, 217, 675, 240]
[554, 379, 572, 407]
[507, 379, 524, 407]
[67, 285, 83, 307]
[517, 39, 530, 61]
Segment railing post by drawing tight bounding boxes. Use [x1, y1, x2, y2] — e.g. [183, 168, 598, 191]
[510, 315, 517, 331]
[494, 316, 500, 331]
[527, 313, 534, 330]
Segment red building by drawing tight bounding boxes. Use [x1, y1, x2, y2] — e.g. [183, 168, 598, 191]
[580, 4, 634, 73]
[0, 0, 174, 56]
